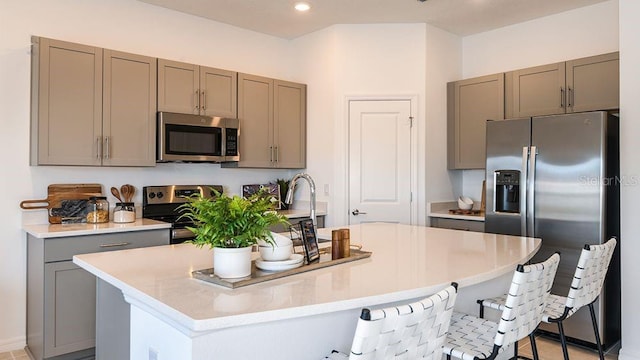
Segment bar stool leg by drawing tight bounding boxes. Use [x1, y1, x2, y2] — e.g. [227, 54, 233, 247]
[557, 321, 570, 360]
[589, 303, 606, 360]
[530, 333, 540, 360]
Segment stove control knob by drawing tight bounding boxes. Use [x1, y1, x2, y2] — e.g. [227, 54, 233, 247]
[148, 192, 156, 199]
[157, 192, 164, 199]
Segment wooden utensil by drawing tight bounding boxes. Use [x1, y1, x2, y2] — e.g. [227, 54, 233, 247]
[111, 187, 123, 202]
[20, 184, 103, 224]
[121, 184, 135, 202]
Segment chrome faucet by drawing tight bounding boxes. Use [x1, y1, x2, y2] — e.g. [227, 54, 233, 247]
[285, 173, 317, 227]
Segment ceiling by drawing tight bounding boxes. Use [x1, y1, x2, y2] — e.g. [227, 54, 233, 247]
[136, 0, 609, 39]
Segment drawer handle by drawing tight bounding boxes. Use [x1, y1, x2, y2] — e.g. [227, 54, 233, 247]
[99, 242, 130, 248]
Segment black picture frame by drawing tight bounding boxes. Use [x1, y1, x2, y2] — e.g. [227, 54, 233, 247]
[299, 219, 319, 263]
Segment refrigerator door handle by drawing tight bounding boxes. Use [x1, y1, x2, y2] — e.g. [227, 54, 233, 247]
[527, 146, 538, 237]
[521, 146, 529, 236]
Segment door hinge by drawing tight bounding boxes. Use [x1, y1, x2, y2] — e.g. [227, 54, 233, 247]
[410, 192, 413, 202]
[409, 116, 414, 128]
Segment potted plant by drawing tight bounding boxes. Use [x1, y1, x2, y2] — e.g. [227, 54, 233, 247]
[178, 188, 289, 278]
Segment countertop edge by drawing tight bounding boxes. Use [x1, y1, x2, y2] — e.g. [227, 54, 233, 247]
[23, 219, 171, 238]
[427, 201, 485, 221]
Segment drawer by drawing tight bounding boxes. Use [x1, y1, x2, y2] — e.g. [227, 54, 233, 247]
[44, 229, 169, 262]
[430, 218, 485, 232]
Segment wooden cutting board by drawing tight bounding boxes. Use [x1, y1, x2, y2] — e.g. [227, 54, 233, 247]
[20, 184, 103, 223]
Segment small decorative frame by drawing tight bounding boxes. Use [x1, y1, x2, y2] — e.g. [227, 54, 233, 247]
[298, 218, 319, 263]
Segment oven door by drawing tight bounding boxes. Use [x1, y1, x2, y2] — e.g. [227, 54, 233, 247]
[157, 112, 225, 162]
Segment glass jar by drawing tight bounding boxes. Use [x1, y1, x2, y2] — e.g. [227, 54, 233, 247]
[86, 196, 109, 223]
[113, 202, 136, 223]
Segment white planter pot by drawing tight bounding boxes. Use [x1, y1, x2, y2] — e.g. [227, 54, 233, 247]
[213, 246, 253, 278]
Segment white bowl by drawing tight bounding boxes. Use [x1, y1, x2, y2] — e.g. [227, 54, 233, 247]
[259, 243, 293, 261]
[458, 196, 474, 210]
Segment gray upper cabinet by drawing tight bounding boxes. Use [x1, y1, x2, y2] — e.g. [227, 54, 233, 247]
[157, 59, 237, 118]
[31, 37, 103, 166]
[448, 73, 504, 170]
[273, 80, 307, 169]
[566, 52, 619, 113]
[31, 37, 157, 166]
[507, 62, 565, 117]
[103, 50, 157, 166]
[226, 74, 306, 169]
[506, 52, 619, 117]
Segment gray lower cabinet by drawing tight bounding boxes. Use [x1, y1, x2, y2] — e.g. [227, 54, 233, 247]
[430, 218, 485, 232]
[27, 229, 169, 360]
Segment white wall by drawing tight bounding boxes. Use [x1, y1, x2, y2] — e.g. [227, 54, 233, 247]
[618, 1, 640, 358]
[459, 0, 620, 202]
[0, 0, 299, 351]
[293, 23, 432, 226]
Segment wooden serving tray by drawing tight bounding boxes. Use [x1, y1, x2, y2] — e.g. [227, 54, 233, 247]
[192, 249, 372, 289]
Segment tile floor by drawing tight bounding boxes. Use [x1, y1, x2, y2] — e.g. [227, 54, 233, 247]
[0, 349, 28, 360]
[0, 337, 620, 360]
[518, 334, 619, 360]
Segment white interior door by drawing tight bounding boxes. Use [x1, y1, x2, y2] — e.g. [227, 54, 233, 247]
[349, 100, 412, 224]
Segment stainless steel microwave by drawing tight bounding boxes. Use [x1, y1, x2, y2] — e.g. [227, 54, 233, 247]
[157, 112, 239, 163]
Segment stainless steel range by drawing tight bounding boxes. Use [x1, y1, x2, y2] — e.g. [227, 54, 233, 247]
[142, 185, 223, 244]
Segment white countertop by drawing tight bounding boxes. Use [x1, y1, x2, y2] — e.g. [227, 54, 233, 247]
[428, 201, 485, 221]
[23, 218, 171, 238]
[74, 223, 539, 335]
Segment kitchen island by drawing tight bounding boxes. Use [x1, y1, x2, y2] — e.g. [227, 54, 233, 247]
[73, 223, 540, 360]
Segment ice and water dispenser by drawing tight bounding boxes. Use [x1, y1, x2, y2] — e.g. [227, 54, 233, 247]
[494, 170, 520, 213]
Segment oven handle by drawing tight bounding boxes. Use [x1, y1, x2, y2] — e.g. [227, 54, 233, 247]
[172, 228, 195, 240]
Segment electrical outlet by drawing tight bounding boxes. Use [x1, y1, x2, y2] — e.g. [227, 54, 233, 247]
[149, 348, 158, 360]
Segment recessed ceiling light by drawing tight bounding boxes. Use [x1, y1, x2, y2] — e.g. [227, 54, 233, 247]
[294, 2, 311, 12]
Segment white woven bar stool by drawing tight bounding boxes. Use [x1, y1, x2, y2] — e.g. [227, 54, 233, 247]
[443, 253, 560, 360]
[323, 283, 458, 360]
[477, 238, 616, 360]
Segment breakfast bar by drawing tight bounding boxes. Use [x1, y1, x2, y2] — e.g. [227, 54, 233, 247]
[73, 223, 541, 359]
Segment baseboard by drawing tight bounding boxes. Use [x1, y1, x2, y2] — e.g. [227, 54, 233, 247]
[0, 336, 26, 353]
[619, 347, 640, 360]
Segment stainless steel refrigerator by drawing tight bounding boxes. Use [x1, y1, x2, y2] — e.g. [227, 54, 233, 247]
[485, 111, 620, 349]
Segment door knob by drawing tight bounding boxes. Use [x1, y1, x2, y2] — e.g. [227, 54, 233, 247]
[352, 209, 367, 216]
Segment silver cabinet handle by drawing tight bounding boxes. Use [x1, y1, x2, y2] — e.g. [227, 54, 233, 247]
[194, 90, 200, 110]
[201, 90, 206, 111]
[274, 146, 278, 162]
[269, 146, 273, 162]
[96, 137, 102, 160]
[568, 87, 573, 108]
[99, 242, 130, 248]
[352, 209, 367, 216]
[560, 87, 565, 108]
[104, 136, 110, 160]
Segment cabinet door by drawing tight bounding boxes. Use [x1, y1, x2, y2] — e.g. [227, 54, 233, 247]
[157, 59, 199, 114]
[509, 62, 566, 117]
[33, 37, 102, 165]
[103, 50, 157, 166]
[44, 261, 96, 357]
[200, 66, 237, 118]
[273, 80, 306, 169]
[236, 73, 274, 168]
[566, 52, 619, 113]
[448, 73, 504, 169]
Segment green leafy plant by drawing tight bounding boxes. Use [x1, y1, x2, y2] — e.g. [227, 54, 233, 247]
[178, 188, 289, 249]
